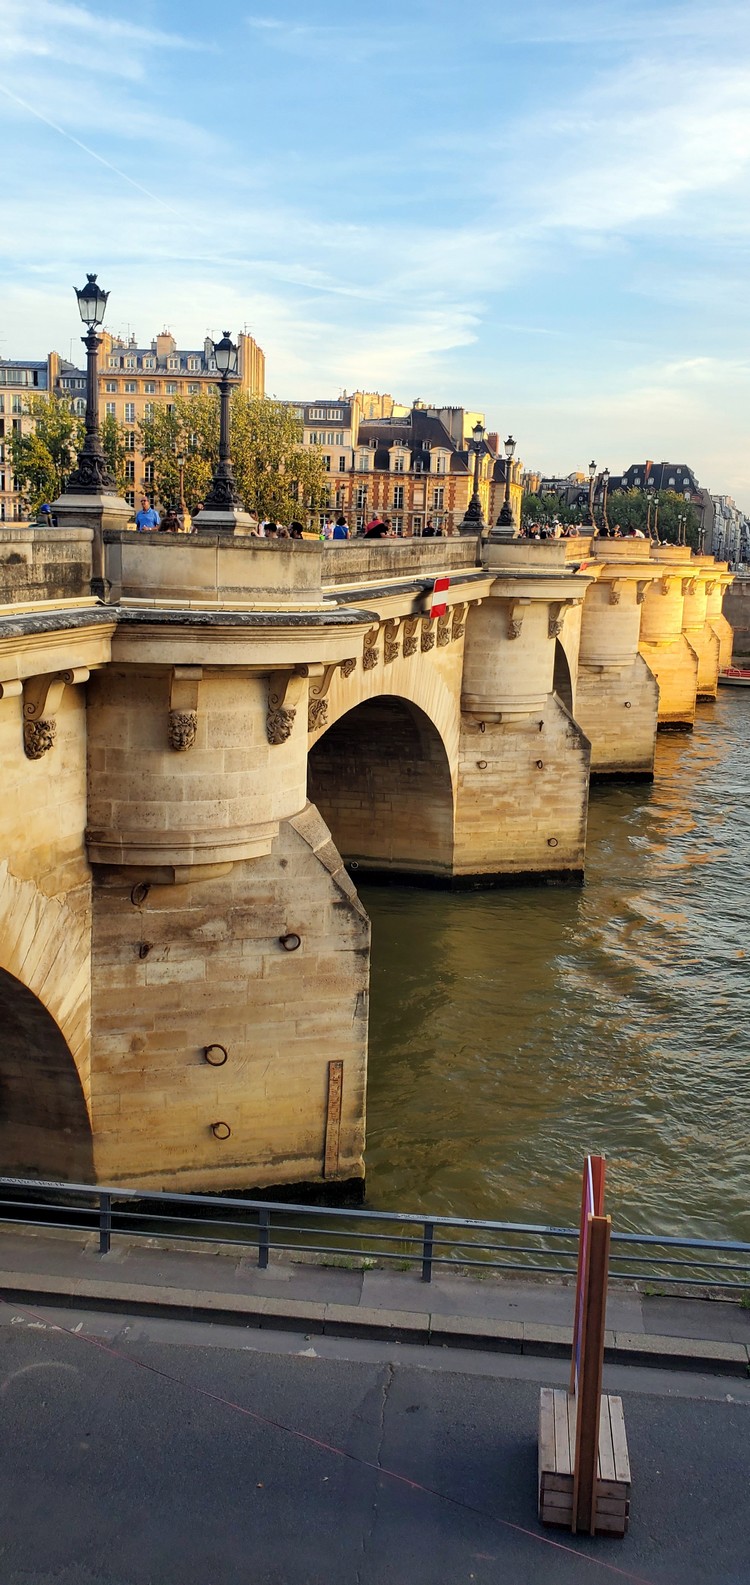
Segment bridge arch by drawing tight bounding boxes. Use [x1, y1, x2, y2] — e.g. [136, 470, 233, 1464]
[553, 638, 575, 715]
[0, 966, 94, 1180]
[307, 695, 455, 878]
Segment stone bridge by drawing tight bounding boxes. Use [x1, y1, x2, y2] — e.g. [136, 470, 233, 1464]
[0, 526, 733, 1196]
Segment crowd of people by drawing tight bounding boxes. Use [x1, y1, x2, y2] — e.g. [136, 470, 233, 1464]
[130, 497, 448, 540]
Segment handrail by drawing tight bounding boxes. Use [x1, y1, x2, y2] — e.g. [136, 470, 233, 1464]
[0, 1178, 746, 1291]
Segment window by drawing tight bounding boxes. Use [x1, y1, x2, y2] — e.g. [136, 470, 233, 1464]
[144, 382, 156, 394]
[433, 486, 444, 508]
[124, 431, 136, 452]
[105, 402, 116, 417]
[435, 454, 445, 474]
[166, 382, 178, 394]
[393, 453, 405, 473]
[326, 409, 342, 420]
[355, 485, 368, 509]
[357, 452, 369, 471]
[124, 381, 137, 393]
[356, 513, 364, 532]
[323, 454, 331, 471]
[145, 462, 155, 486]
[188, 357, 199, 371]
[669, 477, 675, 486]
[125, 459, 135, 481]
[144, 403, 154, 419]
[327, 431, 344, 445]
[124, 402, 135, 423]
[412, 515, 423, 533]
[166, 403, 174, 414]
[392, 515, 403, 536]
[108, 357, 118, 368]
[392, 485, 404, 508]
[310, 407, 326, 420]
[0, 396, 4, 413]
[125, 490, 135, 507]
[11, 396, 22, 414]
[75, 399, 85, 416]
[12, 419, 21, 435]
[125, 357, 136, 370]
[168, 357, 179, 371]
[0, 474, 4, 493]
[339, 455, 347, 472]
[188, 384, 200, 394]
[105, 381, 117, 393]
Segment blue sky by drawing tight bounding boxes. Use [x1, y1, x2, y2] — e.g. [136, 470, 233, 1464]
[1, 0, 750, 504]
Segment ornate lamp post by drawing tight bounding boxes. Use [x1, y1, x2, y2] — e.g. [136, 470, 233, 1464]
[459, 420, 487, 534]
[192, 332, 254, 534]
[63, 275, 115, 495]
[53, 272, 131, 597]
[495, 434, 517, 531]
[176, 451, 187, 519]
[588, 460, 597, 532]
[600, 467, 610, 536]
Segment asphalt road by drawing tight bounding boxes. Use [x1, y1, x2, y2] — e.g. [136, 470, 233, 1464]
[0, 1302, 748, 1585]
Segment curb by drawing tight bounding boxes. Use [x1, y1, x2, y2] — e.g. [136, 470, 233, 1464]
[1, 1271, 748, 1377]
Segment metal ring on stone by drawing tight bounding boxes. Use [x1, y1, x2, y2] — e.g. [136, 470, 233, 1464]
[536, 760, 544, 769]
[477, 760, 488, 769]
[547, 837, 559, 848]
[204, 1044, 228, 1066]
[624, 701, 632, 708]
[211, 1121, 231, 1139]
[279, 932, 301, 952]
[130, 881, 150, 907]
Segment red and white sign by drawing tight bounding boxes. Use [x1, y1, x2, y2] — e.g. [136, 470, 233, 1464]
[429, 576, 450, 618]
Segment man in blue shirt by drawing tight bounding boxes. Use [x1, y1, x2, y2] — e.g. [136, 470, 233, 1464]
[135, 495, 160, 531]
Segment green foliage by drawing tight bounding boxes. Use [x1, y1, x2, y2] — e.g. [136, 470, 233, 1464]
[8, 394, 84, 514]
[521, 491, 590, 529]
[138, 392, 327, 521]
[607, 488, 700, 549]
[100, 412, 128, 495]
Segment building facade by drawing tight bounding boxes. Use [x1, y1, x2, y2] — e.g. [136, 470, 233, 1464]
[0, 357, 57, 522]
[711, 495, 750, 567]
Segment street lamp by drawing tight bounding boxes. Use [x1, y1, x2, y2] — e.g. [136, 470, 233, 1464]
[176, 451, 187, 519]
[64, 274, 115, 496]
[193, 331, 253, 533]
[588, 460, 597, 532]
[494, 434, 517, 531]
[459, 420, 487, 534]
[601, 467, 610, 536]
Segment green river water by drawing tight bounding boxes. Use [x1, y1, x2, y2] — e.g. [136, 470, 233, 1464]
[360, 690, 750, 1240]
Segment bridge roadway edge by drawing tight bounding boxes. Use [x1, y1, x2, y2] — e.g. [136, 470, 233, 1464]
[0, 1226, 747, 1378]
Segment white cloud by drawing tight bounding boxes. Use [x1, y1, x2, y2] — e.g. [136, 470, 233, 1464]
[0, 0, 205, 79]
[245, 14, 395, 64]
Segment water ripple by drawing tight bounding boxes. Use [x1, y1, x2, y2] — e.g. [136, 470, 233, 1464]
[361, 692, 750, 1239]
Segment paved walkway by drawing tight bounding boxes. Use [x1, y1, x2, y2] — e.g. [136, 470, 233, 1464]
[1, 1224, 748, 1375]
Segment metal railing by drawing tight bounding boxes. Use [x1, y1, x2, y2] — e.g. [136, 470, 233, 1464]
[0, 1178, 748, 1293]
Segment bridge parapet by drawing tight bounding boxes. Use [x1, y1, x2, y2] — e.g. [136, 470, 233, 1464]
[0, 526, 93, 605]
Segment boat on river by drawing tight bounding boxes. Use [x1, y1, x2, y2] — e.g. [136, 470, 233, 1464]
[719, 666, 750, 687]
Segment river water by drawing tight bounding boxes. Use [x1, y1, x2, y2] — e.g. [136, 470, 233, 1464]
[360, 690, 750, 1240]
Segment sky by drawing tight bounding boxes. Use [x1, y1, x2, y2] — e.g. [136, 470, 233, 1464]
[1, 0, 750, 504]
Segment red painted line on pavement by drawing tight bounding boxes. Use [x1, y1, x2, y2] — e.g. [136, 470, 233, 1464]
[0, 1295, 658, 1585]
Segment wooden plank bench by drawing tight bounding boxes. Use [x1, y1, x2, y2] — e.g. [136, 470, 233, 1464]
[538, 1387, 631, 1536]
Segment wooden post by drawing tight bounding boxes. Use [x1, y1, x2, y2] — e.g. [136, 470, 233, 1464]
[323, 1060, 343, 1178]
[572, 1212, 611, 1534]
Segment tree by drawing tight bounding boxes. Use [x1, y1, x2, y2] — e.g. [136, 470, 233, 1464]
[7, 393, 128, 516]
[138, 392, 327, 521]
[100, 412, 127, 495]
[607, 488, 700, 548]
[9, 394, 83, 513]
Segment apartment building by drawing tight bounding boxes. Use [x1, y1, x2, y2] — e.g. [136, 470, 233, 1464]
[0, 356, 56, 521]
